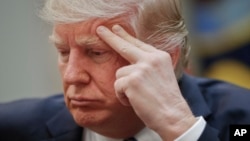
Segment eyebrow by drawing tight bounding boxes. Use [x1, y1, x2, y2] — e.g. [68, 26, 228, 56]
[49, 34, 65, 45]
[49, 34, 101, 48]
[75, 36, 100, 47]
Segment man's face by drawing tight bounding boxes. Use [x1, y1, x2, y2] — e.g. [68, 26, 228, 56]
[52, 19, 143, 132]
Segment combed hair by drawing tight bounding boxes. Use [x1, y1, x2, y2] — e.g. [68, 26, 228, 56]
[41, 0, 190, 79]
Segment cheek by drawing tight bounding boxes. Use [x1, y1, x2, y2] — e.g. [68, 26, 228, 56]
[94, 65, 118, 91]
[58, 63, 67, 87]
[58, 63, 69, 103]
[100, 55, 128, 80]
[94, 56, 129, 94]
[58, 61, 64, 76]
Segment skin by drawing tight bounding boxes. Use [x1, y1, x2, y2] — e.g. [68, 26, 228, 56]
[53, 19, 144, 138]
[52, 18, 196, 140]
[96, 25, 197, 141]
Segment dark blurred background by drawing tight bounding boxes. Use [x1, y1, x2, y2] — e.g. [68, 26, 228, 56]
[186, 0, 250, 89]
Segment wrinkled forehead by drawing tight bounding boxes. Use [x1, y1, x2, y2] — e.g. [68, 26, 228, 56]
[53, 16, 126, 32]
[50, 17, 135, 44]
[49, 19, 105, 45]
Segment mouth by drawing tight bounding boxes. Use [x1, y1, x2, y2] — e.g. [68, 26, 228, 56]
[69, 96, 100, 107]
[71, 99, 98, 106]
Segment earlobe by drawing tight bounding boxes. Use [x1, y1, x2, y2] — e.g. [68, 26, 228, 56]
[170, 47, 180, 68]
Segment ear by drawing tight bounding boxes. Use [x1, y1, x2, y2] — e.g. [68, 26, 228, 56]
[169, 47, 181, 69]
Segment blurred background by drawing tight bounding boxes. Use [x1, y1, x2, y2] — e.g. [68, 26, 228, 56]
[0, 0, 249, 102]
[0, 0, 62, 102]
[186, 0, 250, 89]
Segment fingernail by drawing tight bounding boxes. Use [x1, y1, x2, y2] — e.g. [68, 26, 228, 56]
[96, 26, 106, 33]
[112, 25, 122, 33]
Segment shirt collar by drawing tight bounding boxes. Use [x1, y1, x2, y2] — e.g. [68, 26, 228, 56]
[83, 127, 162, 141]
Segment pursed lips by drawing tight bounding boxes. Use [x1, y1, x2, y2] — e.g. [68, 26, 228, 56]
[69, 95, 101, 107]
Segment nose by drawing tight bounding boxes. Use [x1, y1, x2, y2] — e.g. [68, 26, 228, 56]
[63, 51, 91, 85]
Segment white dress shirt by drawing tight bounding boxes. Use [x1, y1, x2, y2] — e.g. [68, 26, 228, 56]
[83, 116, 206, 141]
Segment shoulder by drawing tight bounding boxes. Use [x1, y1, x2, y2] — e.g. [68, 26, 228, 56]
[195, 76, 250, 106]
[190, 75, 250, 122]
[186, 75, 250, 140]
[0, 94, 65, 119]
[195, 76, 250, 95]
[182, 74, 250, 104]
[0, 94, 65, 138]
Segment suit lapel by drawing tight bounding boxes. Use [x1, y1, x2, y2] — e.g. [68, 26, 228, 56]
[42, 107, 83, 141]
[179, 74, 211, 117]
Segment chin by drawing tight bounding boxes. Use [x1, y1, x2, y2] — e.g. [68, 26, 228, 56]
[71, 107, 111, 128]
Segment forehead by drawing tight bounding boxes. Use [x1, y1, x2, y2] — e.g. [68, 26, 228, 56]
[53, 17, 127, 38]
[50, 16, 135, 42]
[52, 20, 116, 47]
[53, 19, 102, 39]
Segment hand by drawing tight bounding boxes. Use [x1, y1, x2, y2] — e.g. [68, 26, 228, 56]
[96, 25, 196, 140]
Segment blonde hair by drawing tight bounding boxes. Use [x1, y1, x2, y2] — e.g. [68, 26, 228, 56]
[41, 0, 190, 79]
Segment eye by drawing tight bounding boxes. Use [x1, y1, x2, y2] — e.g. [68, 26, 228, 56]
[57, 49, 70, 63]
[87, 49, 113, 63]
[88, 50, 106, 56]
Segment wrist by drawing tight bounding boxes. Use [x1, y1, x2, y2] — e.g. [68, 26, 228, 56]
[158, 115, 197, 141]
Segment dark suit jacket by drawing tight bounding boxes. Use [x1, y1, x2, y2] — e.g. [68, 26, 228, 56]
[1, 74, 250, 141]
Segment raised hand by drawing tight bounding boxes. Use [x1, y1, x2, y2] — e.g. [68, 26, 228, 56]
[96, 25, 196, 141]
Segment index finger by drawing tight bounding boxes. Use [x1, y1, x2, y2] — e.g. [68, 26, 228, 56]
[96, 26, 144, 63]
[112, 25, 155, 52]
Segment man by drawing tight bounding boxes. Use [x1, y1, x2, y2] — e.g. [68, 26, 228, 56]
[0, 0, 250, 141]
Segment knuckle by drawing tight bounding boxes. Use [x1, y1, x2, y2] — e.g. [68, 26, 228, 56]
[113, 80, 119, 89]
[128, 72, 142, 87]
[159, 51, 171, 61]
[114, 78, 127, 93]
[148, 57, 159, 67]
[134, 39, 142, 47]
[138, 63, 151, 72]
[115, 69, 121, 79]
[149, 51, 171, 67]
[123, 33, 131, 40]
[119, 45, 128, 54]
